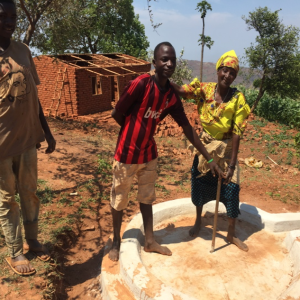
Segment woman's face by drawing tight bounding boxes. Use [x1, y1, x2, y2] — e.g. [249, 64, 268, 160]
[217, 67, 236, 88]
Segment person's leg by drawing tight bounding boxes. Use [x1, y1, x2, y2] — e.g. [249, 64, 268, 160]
[0, 155, 35, 274]
[189, 206, 203, 237]
[140, 203, 171, 255]
[223, 181, 248, 251]
[227, 218, 248, 251]
[109, 160, 135, 261]
[16, 147, 49, 260]
[190, 155, 205, 237]
[109, 207, 124, 261]
[137, 158, 171, 256]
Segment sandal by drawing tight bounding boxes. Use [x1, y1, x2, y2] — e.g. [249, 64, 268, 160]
[5, 257, 36, 276]
[30, 245, 51, 262]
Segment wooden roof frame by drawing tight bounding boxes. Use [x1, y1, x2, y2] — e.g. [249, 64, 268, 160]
[45, 53, 150, 77]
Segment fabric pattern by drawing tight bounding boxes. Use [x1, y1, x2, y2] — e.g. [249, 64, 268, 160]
[182, 79, 250, 140]
[191, 155, 240, 218]
[188, 131, 240, 184]
[0, 40, 45, 161]
[114, 74, 189, 164]
[216, 50, 239, 74]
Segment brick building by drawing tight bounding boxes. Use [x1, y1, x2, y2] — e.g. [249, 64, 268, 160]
[33, 53, 151, 117]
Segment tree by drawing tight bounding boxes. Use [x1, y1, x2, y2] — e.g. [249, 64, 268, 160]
[14, 0, 61, 45]
[242, 7, 300, 113]
[196, 1, 214, 82]
[14, 0, 149, 58]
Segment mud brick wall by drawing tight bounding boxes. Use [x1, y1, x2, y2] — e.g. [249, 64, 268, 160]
[33, 56, 151, 116]
[75, 69, 112, 115]
[33, 56, 78, 117]
[113, 64, 151, 103]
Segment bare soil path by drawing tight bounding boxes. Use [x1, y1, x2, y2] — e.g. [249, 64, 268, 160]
[0, 105, 299, 299]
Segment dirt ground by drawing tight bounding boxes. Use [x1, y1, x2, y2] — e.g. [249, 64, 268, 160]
[0, 103, 299, 299]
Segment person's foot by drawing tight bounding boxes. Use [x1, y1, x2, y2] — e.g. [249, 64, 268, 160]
[189, 220, 201, 237]
[227, 234, 249, 252]
[108, 239, 121, 262]
[26, 239, 50, 261]
[144, 240, 172, 256]
[11, 254, 35, 274]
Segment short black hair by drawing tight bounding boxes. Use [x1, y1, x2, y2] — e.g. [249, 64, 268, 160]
[153, 42, 174, 59]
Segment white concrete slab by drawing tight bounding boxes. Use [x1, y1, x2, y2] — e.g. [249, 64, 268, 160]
[101, 199, 300, 300]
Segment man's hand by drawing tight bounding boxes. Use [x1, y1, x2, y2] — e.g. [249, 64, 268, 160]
[223, 168, 234, 185]
[208, 161, 224, 178]
[45, 133, 56, 154]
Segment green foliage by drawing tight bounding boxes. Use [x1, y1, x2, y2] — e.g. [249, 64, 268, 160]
[241, 87, 300, 129]
[198, 35, 214, 49]
[15, 0, 149, 58]
[196, 1, 212, 18]
[170, 49, 193, 86]
[36, 180, 54, 204]
[97, 153, 112, 182]
[242, 7, 300, 111]
[295, 133, 300, 149]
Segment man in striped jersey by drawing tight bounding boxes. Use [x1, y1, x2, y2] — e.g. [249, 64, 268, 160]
[109, 42, 222, 261]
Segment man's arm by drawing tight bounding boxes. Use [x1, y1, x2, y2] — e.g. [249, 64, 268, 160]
[38, 100, 56, 154]
[181, 123, 223, 177]
[111, 109, 125, 127]
[223, 133, 240, 184]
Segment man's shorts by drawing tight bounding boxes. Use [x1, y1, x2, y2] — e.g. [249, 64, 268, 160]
[110, 158, 158, 211]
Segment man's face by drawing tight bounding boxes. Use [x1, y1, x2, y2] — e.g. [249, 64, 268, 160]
[0, 2, 17, 40]
[153, 45, 176, 79]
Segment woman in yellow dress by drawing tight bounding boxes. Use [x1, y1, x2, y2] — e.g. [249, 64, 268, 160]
[173, 50, 250, 251]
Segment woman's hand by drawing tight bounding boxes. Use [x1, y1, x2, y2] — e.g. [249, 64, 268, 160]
[209, 161, 224, 178]
[223, 168, 234, 184]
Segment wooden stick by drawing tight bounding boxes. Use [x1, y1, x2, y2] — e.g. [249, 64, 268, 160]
[267, 156, 279, 165]
[210, 177, 222, 253]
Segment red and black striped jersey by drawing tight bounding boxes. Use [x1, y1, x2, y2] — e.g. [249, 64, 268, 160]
[114, 74, 189, 164]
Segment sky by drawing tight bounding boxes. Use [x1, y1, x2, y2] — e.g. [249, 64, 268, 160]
[132, 0, 300, 65]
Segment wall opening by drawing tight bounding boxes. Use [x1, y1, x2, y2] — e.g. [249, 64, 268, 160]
[92, 76, 102, 95]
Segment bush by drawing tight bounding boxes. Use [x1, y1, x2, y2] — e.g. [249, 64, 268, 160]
[238, 86, 300, 129]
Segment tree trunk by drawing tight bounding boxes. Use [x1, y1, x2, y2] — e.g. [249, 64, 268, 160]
[23, 23, 35, 45]
[250, 74, 266, 113]
[200, 17, 205, 82]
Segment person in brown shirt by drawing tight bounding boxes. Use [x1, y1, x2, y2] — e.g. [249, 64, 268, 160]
[0, 0, 56, 275]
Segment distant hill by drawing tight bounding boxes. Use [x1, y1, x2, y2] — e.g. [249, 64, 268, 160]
[184, 60, 259, 87]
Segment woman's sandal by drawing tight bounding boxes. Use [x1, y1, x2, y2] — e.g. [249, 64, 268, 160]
[5, 257, 36, 276]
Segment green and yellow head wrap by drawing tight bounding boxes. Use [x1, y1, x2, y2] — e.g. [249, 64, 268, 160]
[216, 50, 239, 74]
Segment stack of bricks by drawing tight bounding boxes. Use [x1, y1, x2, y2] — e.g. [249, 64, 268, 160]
[155, 104, 202, 138]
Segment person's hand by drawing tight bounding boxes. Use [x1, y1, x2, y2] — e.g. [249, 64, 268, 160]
[223, 167, 234, 185]
[208, 161, 224, 178]
[45, 133, 56, 154]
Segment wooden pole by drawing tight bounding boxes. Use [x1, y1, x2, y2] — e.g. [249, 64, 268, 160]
[210, 177, 222, 253]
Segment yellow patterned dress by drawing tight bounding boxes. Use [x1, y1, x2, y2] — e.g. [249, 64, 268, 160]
[183, 79, 250, 140]
[183, 78, 250, 218]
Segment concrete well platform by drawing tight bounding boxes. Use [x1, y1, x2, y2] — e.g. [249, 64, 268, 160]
[100, 198, 300, 300]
